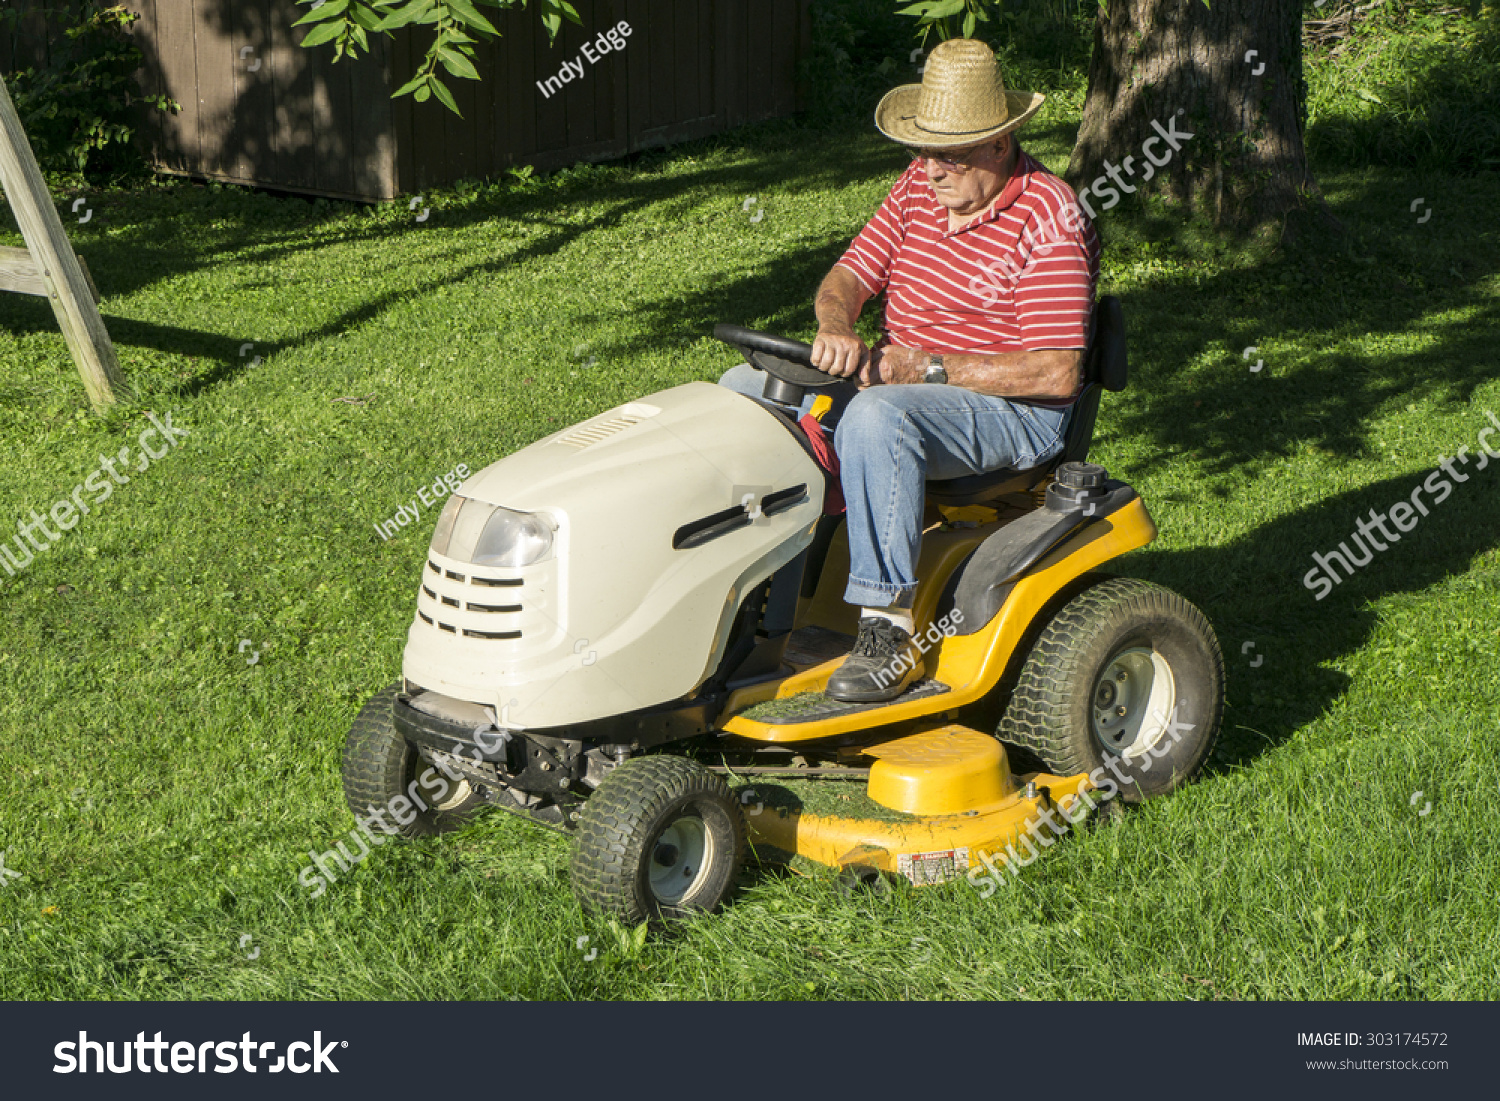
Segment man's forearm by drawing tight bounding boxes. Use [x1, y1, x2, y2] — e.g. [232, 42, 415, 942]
[875, 345, 1082, 401]
[815, 266, 870, 335]
[946, 349, 1081, 401]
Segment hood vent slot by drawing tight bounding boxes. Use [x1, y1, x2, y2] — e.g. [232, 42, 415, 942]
[552, 402, 661, 450]
[555, 414, 643, 449]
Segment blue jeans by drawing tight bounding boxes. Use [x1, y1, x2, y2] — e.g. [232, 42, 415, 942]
[717, 363, 1068, 607]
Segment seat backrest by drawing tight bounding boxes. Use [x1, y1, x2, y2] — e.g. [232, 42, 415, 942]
[1090, 295, 1128, 394]
[1059, 295, 1128, 464]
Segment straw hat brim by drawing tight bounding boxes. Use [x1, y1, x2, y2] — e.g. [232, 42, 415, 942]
[874, 84, 1046, 148]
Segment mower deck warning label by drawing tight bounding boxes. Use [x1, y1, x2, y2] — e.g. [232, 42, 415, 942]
[897, 848, 969, 886]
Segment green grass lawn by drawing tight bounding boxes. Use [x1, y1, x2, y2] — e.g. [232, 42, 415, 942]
[1, 112, 1497, 1000]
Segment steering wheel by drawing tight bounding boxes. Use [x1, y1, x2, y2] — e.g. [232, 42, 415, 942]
[712, 324, 844, 406]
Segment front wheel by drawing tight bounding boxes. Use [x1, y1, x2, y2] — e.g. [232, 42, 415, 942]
[570, 756, 745, 923]
[996, 577, 1224, 802]
[341, 683, 484, 837]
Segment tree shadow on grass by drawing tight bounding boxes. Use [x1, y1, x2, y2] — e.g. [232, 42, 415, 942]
[611, 169, 1500, 524]
[0, 291, 291, 403]
[1, 120, 904, 303]
[1128, 455, 1500, 769]
[0, 122, 906, 401]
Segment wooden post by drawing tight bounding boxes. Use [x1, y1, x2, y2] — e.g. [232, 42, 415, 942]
[0, 73, 128, 411]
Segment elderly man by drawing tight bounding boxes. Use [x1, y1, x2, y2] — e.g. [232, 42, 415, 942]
[721, 38, 1100, 702]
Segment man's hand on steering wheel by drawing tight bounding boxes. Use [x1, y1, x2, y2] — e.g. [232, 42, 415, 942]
[811, 328, 868, 379]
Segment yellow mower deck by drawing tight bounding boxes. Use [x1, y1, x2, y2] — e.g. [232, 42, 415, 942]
[744, 725, 1093, 884]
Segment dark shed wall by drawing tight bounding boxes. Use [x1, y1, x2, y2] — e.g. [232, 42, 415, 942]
[3, 0, 810, 201]
[389, 0, 812, 194]
[121, 0, 400, 200]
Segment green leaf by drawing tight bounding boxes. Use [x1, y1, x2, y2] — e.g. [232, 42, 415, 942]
[962, 10, 976, 36]
[413, 83, 432, 102]
[293, 0, 348, 26]
[376, 1, 433, 30]
[437, 47, 481, 80]
[393, 72, 428, 97]
[298, 20, 345, 47]
[928, 0, 967, 18]
[442, 0, 499, 36]
[349, 4, 382, 30]
[429, 76, 462, 115]
[543, 0, 583, 33]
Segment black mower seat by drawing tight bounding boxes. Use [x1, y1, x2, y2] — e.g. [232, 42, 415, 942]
[925, 296, 1127, 507]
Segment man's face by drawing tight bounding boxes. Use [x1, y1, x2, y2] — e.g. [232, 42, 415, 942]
[917, 136, 1013, 216]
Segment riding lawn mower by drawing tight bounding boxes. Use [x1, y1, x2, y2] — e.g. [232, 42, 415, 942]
[341, 296, 1225, 922]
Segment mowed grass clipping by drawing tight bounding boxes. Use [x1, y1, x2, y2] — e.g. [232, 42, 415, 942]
[0, 112, 1498, 1000]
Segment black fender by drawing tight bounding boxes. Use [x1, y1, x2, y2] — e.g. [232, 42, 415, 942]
[941, 480, 1139, 636]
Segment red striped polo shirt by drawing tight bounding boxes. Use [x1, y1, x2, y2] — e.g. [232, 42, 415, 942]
[835, 147, 1101, 407]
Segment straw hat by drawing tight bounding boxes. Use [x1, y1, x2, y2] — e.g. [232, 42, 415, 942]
[875, 38, 1045, 148]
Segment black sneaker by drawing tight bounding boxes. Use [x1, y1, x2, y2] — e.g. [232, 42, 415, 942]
[825, 617, 925, 703]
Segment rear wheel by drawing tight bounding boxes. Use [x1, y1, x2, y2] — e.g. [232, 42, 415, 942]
[570, 756, 745, 923]
[341, 683, 484, 837]
[996, 577, 1223, 802]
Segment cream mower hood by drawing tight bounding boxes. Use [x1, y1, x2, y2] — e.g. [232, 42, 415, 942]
[402, 381, 824, 729]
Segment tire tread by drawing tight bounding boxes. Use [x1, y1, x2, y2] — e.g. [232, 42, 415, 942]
[341, 682, 479, 838]
[571, 756, 744, 923]
[997, 577, 1224, 782]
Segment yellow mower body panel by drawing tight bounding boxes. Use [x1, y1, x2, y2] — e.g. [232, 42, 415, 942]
[721, 497, 1158, 743]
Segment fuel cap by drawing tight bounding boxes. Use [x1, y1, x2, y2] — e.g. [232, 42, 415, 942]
[1046, 462, 1111, 512]
[1056, 462, 1107, 489]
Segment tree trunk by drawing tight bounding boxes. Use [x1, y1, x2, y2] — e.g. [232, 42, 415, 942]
[1066, 0, 1322, 234]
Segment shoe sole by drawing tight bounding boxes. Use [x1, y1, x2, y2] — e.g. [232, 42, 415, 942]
[825, 668, 926, 704]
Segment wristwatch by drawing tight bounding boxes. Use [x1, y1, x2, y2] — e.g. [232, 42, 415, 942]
[923, 353, 948, 384]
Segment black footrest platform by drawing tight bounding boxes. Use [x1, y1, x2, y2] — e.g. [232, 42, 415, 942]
[739, 679, 951, 726]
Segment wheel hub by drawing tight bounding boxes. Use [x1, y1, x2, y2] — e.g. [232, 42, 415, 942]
[1091, 646, 1177, 760]
[648, 817, 712, 904]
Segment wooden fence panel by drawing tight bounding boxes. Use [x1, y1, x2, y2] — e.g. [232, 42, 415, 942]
[2, 0, 808, 201]
[268, 0, 316, 193]
[308, 23, 355, 198]
[501, 5, 539, 174]
[192, 4, 238, 181]
[770, 0, 800, 118]
[0, 3, 54, 75]
[348, 36, 396, 199]
[714, 0, 744, 132]
[145, 0, 203, 176]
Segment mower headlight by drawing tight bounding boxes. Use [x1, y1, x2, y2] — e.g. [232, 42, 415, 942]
[472, 507, 554, 567]
[428, 495, 465, 557]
